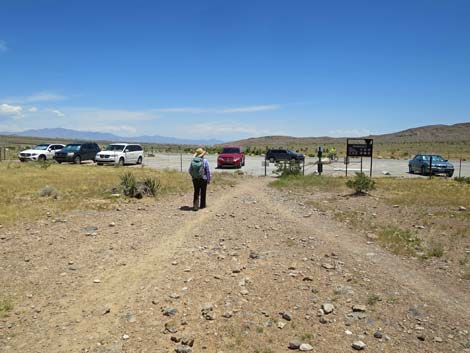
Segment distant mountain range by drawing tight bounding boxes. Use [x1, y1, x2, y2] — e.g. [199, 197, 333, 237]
[1, 123, 469, 147]
[0, 128, 222, 145]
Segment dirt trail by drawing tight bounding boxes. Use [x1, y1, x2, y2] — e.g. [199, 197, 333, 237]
[1, 177, 469, 353]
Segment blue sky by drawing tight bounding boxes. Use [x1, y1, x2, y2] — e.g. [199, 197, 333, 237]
[1, 0, 469, 141]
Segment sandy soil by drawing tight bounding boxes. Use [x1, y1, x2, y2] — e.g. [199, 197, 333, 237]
[1, 177, 469, 353]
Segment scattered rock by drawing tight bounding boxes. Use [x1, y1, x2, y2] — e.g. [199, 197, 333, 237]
[281, 311, 293, 321]
[352, 341, 366, 350]
[374, 331, 383, 339]
[175, 345, 193, 353]
[433, 336, 443, 343]
[321, 263, 335, 270]
[122, 334, 130, 340]
[163, 307, 177, 317]
[288, 339, 302, 349]
[165, 321, 178, 334]
[182, 336, 195, 347]
[202, 304, 215, 320]
[222, 311, 233, 318]
[322, 303, 334, 314]
[458, 206, 467, 211]
[352, 304, 367, 312]
[299, 343, 313, 351]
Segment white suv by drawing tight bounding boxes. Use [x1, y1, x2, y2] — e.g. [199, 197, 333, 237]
[95, 143, 144, 166]
[18, 143, 65, 162]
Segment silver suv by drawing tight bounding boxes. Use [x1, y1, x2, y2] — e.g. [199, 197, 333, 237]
[95, 143, 144, 166]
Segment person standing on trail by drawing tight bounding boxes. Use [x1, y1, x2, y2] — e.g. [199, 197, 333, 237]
[189, 147, 211, 211]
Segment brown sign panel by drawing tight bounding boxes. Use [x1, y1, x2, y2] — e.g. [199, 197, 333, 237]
[346, 139, 373, 157]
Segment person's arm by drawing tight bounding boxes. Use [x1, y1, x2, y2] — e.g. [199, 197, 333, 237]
[205, 159, 211, 183]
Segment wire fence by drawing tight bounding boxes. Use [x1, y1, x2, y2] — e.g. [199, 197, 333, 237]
[1, 147, 468, 178]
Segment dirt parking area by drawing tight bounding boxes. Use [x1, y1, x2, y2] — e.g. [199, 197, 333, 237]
[143, 154, 470, 178]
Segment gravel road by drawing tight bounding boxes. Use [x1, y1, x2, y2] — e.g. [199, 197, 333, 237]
[144, 153, 470, 178]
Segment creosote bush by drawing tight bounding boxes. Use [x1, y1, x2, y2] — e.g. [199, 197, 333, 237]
[455, 176, 470, 184]
[39, 185, 59, 198]
[273, 160, 302, 177]
[346, 172, 376, 194]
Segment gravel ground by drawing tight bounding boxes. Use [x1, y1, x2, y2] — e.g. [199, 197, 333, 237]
[144, 153, 470, 178]
[1, 177, 469, 353]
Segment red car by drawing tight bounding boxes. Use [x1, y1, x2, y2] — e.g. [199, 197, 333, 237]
[217, 146, 245, 169]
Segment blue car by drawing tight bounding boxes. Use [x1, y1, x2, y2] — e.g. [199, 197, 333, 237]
[408, 154, 454, 177]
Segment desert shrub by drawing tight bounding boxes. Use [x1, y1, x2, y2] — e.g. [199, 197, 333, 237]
[37, 160, 53, 169]
[346, 172, 376, 194]
[273, 160, 302, 177]
[0, 297, 13, 317]
[39, 185, 59, 198]
[425, 242, 444, 258]
[367, 293, 381, 305]
[378, 226, 422, 256]
[455, 177, 470, 184]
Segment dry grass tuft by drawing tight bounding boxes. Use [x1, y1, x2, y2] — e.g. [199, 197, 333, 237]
[0, 162, 192, 226]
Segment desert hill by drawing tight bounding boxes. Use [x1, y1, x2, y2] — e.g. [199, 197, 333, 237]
[225, 122, 470, 147]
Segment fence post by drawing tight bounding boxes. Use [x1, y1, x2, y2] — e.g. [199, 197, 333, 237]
[459, 156, 462, 178]
[180, 153, 182, 172]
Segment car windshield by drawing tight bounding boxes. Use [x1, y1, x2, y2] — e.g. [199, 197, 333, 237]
[62, 144, 81, 152]
[221, 147, 240, 154]
[33, 144, 50, 150]
[422, 155, 445, 162]
[104, 144, 125, 152]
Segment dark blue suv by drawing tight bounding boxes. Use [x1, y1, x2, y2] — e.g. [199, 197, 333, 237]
[408, 154, 454, 177]
[266, 149, 305, 162]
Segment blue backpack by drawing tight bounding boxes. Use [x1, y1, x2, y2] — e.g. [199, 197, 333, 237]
[190, 157, 205, 179]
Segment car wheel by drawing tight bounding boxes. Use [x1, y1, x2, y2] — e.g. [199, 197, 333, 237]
[409, 165, 414, 174]
[269, 158, 275, 163]
[74, 155, 81, 164]
[421, 166, 427, 176]
[56, 161, 62, 164]
[137, 156, 142, 165]
[38, 155, 46, 162]
[447, 171, 454, 177]
[97, 163, 103, 166]
[118, 158, 125, 166]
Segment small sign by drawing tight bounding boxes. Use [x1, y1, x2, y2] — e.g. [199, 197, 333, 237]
[346, 139, 373, 157]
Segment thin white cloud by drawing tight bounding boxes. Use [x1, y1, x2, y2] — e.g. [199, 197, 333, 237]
[0, 103, 22, 116]
[0, 40, 7, 52]
[154, 107, 208, 113]
[190, 121, 278, 138]
[51, 109, 65, 117]
[222, 105, 280, 113]
[28, 107, 38, 113]
[154, 104, 281, 114]
[328, 129, 372, 137]
[2, 91, 67, 104]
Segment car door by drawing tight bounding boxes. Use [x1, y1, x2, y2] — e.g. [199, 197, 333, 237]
[127, 145, 135, 163]
[411, 155, 420, 172]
